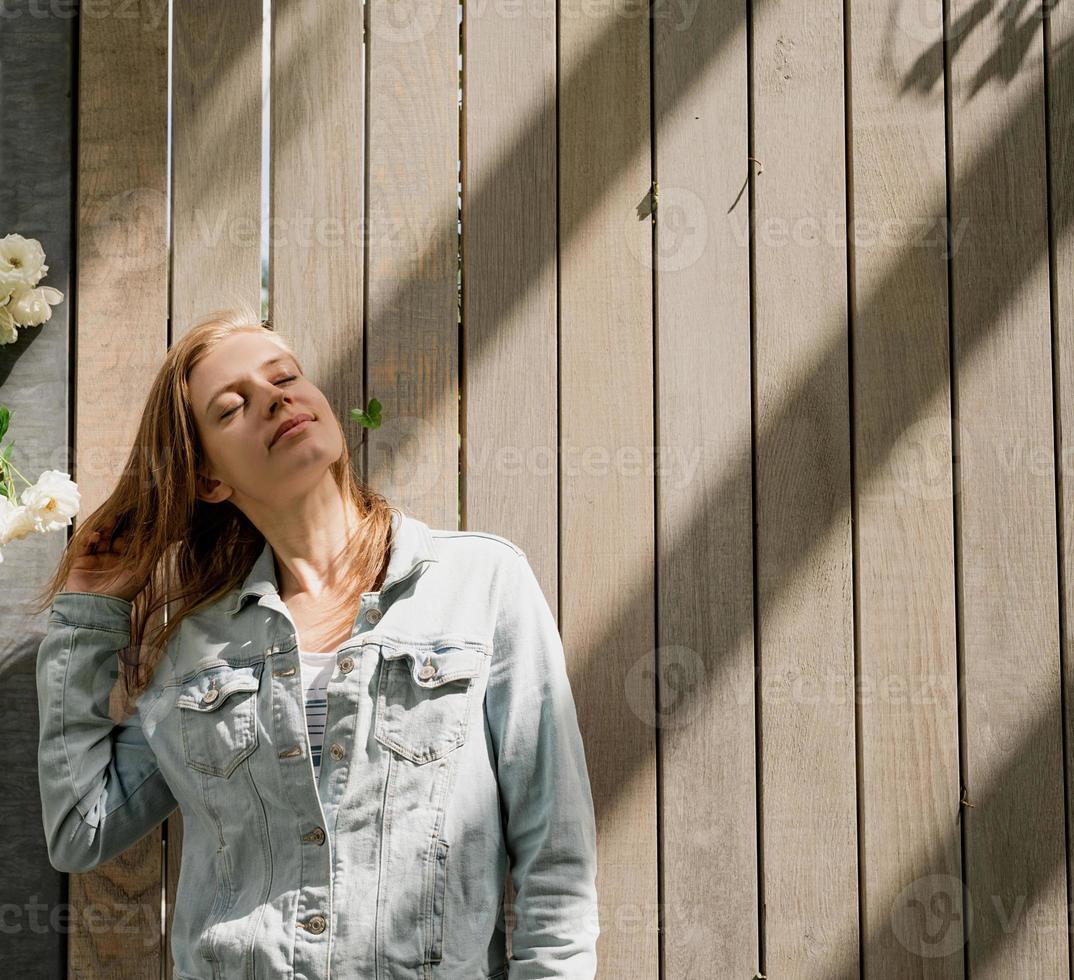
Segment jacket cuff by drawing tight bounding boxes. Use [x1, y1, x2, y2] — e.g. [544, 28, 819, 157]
[49, 591, 133, 633]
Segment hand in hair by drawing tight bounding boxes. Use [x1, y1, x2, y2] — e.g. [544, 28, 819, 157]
[62, 515, 144, 603]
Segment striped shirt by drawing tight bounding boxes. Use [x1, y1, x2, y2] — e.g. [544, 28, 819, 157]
[298, 646, 340, 783]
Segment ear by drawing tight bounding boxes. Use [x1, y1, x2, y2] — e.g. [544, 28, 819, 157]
[195, 470, 233, 504]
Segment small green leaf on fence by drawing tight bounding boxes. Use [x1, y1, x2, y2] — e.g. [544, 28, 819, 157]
[350, 397, 383, 429]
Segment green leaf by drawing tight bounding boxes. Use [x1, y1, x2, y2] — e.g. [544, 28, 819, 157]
[0, 404, 9, 443]
[349, 398, 384, 430]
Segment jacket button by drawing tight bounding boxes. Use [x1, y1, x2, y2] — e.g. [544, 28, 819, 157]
[328, 743, 345, 761]
[365, 608, 382, 624]
[302, 826, 326, 845]
[418, 663, 437, 680]
[338, 656, 354, 673]
[304, 914, 327, 934]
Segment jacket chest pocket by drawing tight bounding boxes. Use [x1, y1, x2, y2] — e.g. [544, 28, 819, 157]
[175, 661, 264, 778]
[374, 641, 489, 765]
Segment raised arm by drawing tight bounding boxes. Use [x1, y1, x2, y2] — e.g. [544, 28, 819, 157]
[36, 590, 177, 873]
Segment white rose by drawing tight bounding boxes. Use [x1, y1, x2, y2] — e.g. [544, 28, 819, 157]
[0, 494, 37, 544]
[20, 470, 81, 533]
[8, 285, 64, 327]
[0, 234, 48, 292]
[0, 495, 15, 544]
[0, 304, 17, 346]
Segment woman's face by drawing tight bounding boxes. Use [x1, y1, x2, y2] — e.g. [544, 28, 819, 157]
[188, 329, 343, 508]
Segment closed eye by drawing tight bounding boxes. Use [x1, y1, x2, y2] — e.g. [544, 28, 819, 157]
[220, 376, 297, 419]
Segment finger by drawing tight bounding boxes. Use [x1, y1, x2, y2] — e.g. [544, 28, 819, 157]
[107, 517, 129, 543]
[97, 520, 117, 539]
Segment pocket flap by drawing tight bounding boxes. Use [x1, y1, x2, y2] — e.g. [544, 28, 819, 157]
[176, 662, 263, 712]
[379, 644, 486, 689]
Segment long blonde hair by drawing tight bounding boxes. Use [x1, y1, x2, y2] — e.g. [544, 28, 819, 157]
[30, 304, 395, 702]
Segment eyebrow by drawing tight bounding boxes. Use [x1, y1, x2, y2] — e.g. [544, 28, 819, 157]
[206, 354, 295, 416]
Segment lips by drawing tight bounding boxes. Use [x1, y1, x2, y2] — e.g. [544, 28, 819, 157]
[270, 413, 314, 448]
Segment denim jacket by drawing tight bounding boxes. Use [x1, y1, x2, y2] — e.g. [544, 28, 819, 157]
[35, 510, 600, 979]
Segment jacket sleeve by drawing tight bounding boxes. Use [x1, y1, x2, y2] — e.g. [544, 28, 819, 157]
[485, 551, 600, 979]
[36, 590, 178, 874]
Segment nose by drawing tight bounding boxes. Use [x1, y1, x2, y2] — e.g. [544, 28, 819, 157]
[265, 389, 293, 416]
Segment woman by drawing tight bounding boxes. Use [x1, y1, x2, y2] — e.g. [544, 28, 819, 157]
[33, 307, 600, 979]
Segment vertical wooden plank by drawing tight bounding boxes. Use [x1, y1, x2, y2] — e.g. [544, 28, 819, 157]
[461, 0, 557, 959]
[559, 1, 655, 977]
[171, 0, 264, 335]
[752, 1, 857, 975]
[1052, 0, 1074, 972]
[169, 3, 264, 976]
[851, 0, 966, 976]
[70, 0, 171, 976]
[270, 0, 364, 446]
[365, 0, 459, 528]
[653, 2, 757, 976]
[949, 0, 1065, 976]
[463, 0, 556, 573]
[0, 3, 76, 976]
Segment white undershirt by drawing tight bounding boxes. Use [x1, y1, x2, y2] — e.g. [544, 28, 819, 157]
[298, 646, 341, 783]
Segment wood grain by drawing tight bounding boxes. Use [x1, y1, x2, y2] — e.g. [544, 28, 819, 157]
[654, 1, 757, 976]
[949, 1, 1065, 976]
[850, 1, 963, 976]
[70, 1, 170, 976]
[461, 0, 557, 959]
[364, 0, 460, 530]
[171, 0, 264, 336]
[1051, 1, 1074, 972]
[752, 1, 857, 975]
[559, 1, 656, 976]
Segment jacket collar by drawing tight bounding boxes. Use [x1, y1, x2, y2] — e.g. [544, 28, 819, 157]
[226, 507, 438, 616]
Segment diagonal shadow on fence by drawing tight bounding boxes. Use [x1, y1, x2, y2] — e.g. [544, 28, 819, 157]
[47, 0, 1074, 974]
[345, 5, 1071, 973]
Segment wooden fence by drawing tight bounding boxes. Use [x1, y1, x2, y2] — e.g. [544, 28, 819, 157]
[2, 0, 1073, 977]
